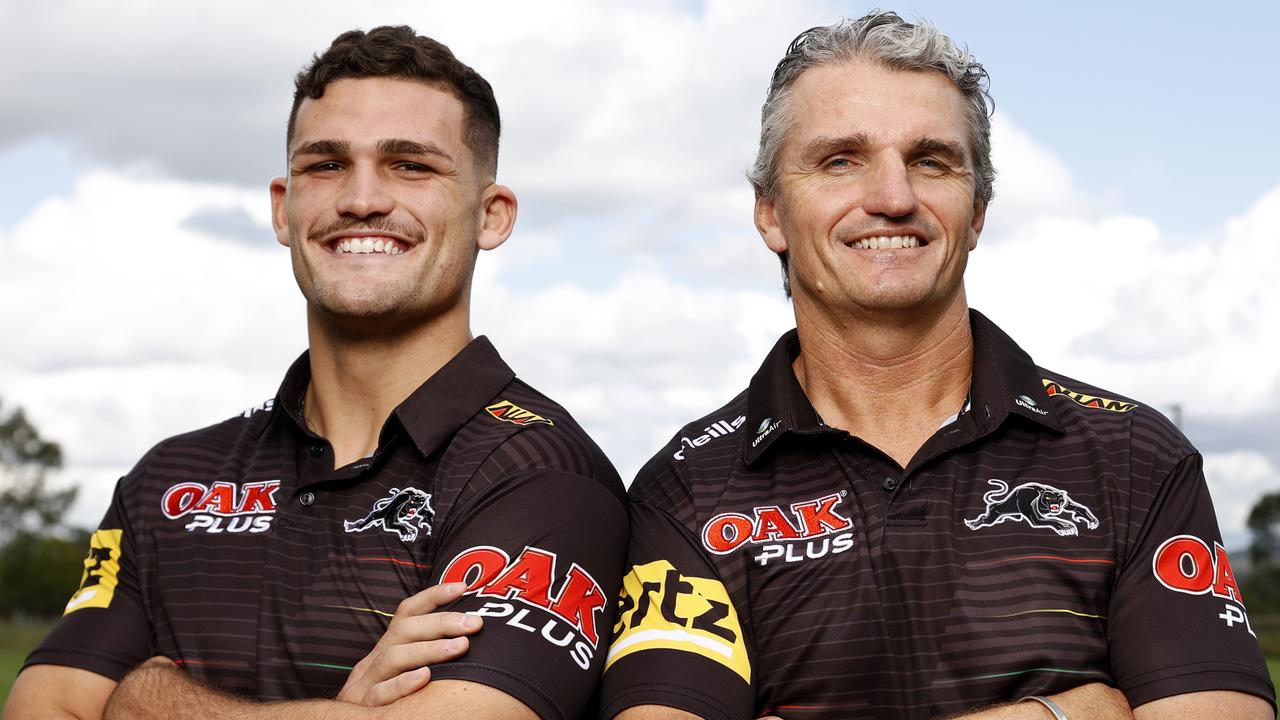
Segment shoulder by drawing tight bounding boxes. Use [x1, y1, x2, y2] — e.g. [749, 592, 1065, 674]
[462, 378, 624, 502]
[629, 389, 750, 512]
[118, 398, 277, 494]
[1037, 368, 1196, 472]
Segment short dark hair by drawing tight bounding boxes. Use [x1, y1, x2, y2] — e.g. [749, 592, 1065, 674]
[287, 25, 501, 176]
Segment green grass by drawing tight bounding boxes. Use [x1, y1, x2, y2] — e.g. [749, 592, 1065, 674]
[1, 619, 53, 707]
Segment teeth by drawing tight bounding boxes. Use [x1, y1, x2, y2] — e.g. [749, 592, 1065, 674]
[335, 237, 403, 255]
[852, 235, 920, 249]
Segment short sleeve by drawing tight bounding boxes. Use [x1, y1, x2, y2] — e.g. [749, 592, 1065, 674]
[1108, 452, 1276, 710]
[427, 470, 628, 720]
[24, 477, 152, 681]
[600, 500, 755, 720]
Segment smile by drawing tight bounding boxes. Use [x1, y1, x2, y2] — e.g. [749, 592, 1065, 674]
[847, 235, 923, 250]
[332, 236, 406, 255]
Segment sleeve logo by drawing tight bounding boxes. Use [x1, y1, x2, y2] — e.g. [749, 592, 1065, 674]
[1153, 534, 1254, 636]
[1042, 379, 1138, 413]
[64, 529, 123, 614]
[484, 400, 554, 426]
[441, 545, 605, 670]
[605, 560, 751, 683]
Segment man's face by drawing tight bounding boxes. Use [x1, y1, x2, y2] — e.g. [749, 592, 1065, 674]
[271, 77, 511, 329]
[756, 60, 985, 320]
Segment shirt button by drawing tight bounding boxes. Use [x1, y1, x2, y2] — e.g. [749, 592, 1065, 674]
[882, 477, 899, 491]
[299, 491, 316, 507]
[309, 444, 324, 457]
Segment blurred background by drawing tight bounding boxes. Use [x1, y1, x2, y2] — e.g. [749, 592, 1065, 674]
[2, 0, 1279, 698]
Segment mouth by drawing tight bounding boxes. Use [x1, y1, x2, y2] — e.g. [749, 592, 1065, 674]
[328, 235, 409, 256]
[845, 234, 926, 250]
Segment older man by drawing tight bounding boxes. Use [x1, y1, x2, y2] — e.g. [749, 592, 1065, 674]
[599, 12, 1275, 720]
[4, 25, 626, 720]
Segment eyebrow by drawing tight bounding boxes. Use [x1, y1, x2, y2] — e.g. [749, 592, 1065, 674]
[799, 133, 967, 165]
[290, 138, 454, 164]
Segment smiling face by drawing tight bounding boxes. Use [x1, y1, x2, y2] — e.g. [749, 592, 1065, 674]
[270, 76, 513, 333]
[756, 59, 986, 323]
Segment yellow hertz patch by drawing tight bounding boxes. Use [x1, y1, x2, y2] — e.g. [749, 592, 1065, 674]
[605, 560, 750, 683]
[64, 529, 123, 615]
[1042, 379, 1138, 413]
[485, 400, 554, 426]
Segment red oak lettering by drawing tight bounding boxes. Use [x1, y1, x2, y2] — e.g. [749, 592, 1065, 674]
[161, 480, 280, 519]
[1153, 534, 1243, 602]
[440, 546, 607, 647]
[702, 493, 853, 555]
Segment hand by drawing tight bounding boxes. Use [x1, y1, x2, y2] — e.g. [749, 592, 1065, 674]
[336, 581, 483, 707]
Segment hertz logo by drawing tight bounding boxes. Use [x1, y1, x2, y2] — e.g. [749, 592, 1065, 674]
[1042, 380, 1138, 413]
[485, 400, 554, 426]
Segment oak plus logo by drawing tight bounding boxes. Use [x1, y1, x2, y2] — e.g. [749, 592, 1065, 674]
[162, 480, 280, 533]
[441, 545, 607, 670]
[701, 492, 855, 566]
[1153, 534, 1254, 636]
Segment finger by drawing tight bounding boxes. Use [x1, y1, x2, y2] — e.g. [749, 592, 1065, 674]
[365, 666, 431, 707]
[375, 637, 470, 678]
[393, 582, 469, 618]
[386, 612, 483, 644]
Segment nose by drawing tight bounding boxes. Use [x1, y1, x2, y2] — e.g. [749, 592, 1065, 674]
[861, 155, 919, 219]
[335, 164, 394, 219]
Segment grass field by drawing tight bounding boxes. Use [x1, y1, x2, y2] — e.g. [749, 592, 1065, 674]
[3, 619, 1280, 708]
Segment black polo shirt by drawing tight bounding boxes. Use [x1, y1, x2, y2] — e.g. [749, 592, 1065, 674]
[28, 337, 627, 720]
[601, 310, 1274, 720]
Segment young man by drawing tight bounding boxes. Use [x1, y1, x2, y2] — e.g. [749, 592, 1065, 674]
[600, 12, 1275, 720]
[4, 26, 626, 720]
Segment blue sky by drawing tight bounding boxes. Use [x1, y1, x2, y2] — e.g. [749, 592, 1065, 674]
[1, 0, 1277, 549]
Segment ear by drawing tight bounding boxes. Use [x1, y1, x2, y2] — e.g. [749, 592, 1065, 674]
[269, 176, 290, 247]
[755, 193, 789, 254]
[477, 184, 517, 251]
[968, 196, 986, 251]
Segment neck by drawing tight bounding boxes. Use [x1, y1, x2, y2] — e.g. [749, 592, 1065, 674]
[303, 307, 472, 468]
[792, 292, 973, 468]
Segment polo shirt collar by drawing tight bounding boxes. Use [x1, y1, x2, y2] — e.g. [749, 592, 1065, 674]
[265, 336, 516, 457]
[743, 310, 1062, 466]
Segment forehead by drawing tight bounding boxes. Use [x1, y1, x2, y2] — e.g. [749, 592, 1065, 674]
[785, 59, 971, 155]
[290, 77, 467, 155]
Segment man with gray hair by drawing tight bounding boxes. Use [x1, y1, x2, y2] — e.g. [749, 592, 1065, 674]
[598, 11, 1275, 720]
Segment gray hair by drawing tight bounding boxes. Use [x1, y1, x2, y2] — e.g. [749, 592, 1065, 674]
[749, 11, 995, 203]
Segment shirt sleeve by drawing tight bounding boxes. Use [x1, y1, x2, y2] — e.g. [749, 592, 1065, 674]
[24, 477, 152, 681]
[1108, 452, 1276, 710]
[600, 500, 755, 720]
[426, 469, 628, 720]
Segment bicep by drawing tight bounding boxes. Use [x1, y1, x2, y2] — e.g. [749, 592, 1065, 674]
[382, 679, 537, 720]
[1132, 690, 1274, 719]
[3, 665, 117, 720]
[614, 705, 705, 720]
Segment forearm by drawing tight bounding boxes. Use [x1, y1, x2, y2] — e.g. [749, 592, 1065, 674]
[939, 683, 1132, 720]
[103, 661, 369, 720]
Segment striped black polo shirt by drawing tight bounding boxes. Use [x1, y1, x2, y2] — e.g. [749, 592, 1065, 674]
[601, 310, 1274, 720]
[28, 336, 627, 720]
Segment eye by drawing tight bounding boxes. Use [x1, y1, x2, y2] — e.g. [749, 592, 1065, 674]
[394, 161, 434, 173]
[306, 160, 343, 173]
[824, 156, 858, 172]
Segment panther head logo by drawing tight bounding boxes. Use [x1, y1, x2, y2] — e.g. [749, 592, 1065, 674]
[344, 487, 434, 543]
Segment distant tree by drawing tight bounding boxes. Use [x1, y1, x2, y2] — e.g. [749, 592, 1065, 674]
[0, 397, 75, 540]
[0, 397, 87, 618]
[1244, 491, 1280, 614]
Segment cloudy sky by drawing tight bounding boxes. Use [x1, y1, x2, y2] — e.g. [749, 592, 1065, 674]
[2, 0, 1277, 552]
